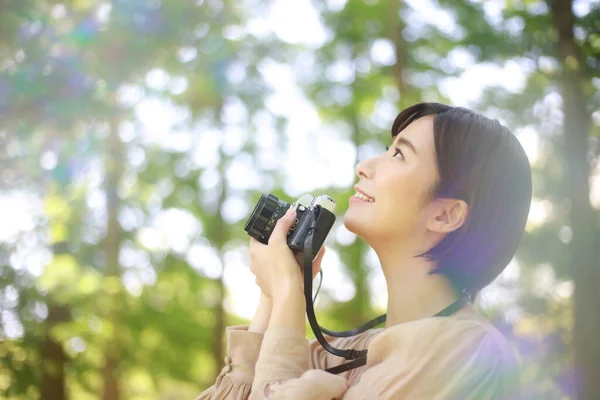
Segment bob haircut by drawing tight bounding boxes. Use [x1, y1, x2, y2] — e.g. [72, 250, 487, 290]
[391, 102, 532, 300]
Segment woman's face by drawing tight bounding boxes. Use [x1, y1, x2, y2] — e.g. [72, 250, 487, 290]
[344, 115, 440, 251]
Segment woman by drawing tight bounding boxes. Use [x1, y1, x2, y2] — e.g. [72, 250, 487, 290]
[197, 102, 532, 399]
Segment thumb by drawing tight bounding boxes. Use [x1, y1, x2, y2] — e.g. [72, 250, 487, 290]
[269, 208, 297, 245]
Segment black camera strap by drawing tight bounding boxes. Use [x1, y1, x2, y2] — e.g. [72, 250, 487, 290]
[302, 209, 468, 375]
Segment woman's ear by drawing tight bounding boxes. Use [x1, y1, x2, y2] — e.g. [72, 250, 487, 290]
[426, 198, 468, 234]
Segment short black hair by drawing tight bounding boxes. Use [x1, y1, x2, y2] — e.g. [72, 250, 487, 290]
[391, 102, 532, 300]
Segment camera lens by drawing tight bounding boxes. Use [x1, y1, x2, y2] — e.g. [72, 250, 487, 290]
[244, 193, 290, 244]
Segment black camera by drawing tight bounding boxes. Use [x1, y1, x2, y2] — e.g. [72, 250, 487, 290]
[244, 193, 336, 260]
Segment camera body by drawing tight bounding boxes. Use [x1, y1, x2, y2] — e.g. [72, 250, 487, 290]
[244, 193, 336, 260]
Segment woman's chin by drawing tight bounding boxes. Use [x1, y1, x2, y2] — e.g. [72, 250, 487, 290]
[342, 213, 363, 235]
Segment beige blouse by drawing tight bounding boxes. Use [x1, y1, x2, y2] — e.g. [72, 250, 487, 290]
[195, 305, 520, 399]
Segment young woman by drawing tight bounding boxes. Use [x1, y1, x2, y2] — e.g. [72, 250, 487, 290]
[197, 102, 532, 399]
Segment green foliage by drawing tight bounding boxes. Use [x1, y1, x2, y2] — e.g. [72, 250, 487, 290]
[0, 0, 598, 398]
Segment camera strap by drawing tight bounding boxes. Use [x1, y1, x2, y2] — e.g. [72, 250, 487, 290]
[302, 209, 469, 375]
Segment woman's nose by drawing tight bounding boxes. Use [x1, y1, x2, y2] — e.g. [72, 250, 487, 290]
[355, 159, 371, 180]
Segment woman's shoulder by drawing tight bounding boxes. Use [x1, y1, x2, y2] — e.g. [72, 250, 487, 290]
[368, 304, 518, 367]
[344, 308, 521, 399]
[326, 304, 514, 358]
[383, 303, 509, 336]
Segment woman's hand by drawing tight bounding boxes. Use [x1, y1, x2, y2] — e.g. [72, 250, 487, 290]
[248, 208, 326, 301]
[268, 370, 348, 400]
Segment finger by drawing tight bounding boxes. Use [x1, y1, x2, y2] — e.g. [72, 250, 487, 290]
[270, 369, 348, 400]
[248, 237, 262, 256]
[248, 240, 255, 259]
[268, 208, 296, 246]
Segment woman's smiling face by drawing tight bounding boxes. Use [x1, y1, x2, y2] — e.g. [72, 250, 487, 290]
[344, 115, 440, 250]
[342, 102, 532, 297]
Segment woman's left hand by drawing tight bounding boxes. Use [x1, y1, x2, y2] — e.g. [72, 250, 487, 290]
[248, 208, 306, 300]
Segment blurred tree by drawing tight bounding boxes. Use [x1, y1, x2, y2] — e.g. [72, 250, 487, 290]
[433, 0, 599, 397]
[548, 1, 599, 398]
[304, 0, 598, 398]
[300, 0, 474, 331]
[1, 0, 296, 397]
[0, 0, 256, 398]
[1, 0, 598, 399]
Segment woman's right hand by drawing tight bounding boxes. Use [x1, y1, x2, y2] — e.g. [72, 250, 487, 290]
[247, 246, 326, 334]
[250, 237, 327, 298]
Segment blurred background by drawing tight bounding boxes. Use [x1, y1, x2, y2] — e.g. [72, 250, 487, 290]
[1, 0, 599, 399]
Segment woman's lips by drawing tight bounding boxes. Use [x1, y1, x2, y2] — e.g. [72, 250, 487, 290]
[349, 195, 373, 203]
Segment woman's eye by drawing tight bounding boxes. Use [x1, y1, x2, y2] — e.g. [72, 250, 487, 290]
[385, 145, 404, 160]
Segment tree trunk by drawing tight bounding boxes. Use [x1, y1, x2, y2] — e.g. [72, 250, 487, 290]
[101, 113, 125, 400]
[209, 101, 228, 378]
[40, 304, 70, 400]
[212, 271, 226, 374]
[549, 1, 600, 399]
[387, 0, 407, 102]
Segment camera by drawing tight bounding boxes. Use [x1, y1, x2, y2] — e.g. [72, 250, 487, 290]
[244, 193, 336, 260]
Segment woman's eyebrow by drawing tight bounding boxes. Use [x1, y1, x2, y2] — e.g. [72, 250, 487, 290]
[394, 136, 418, 155]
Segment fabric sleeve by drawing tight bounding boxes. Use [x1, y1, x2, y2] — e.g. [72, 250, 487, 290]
[248, 328, 377, 399]
[341, 320, 521, 400]
[308, 336, 331, 370]
[248, 326, 351, 400]
[194, 325, 264, 400]
[249, 326, 310, 399]
[307, 334, 349, 370]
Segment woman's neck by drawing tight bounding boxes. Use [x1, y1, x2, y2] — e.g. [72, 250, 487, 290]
[383, 254, 460, 328]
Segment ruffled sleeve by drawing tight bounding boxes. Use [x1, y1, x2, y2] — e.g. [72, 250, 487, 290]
[195, 325, 370, 400]
[246, 325, 354, 399]
[248, 326, 380, 399]
[195, 325, 264, 400]
[249, 326, 311, 399]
